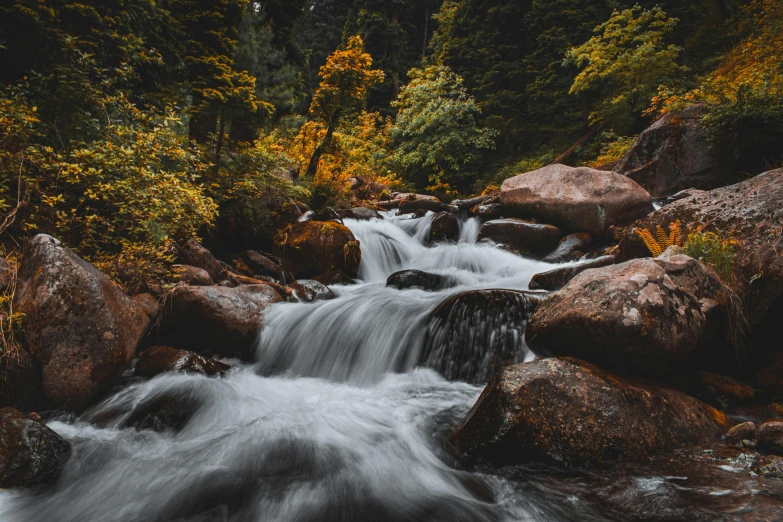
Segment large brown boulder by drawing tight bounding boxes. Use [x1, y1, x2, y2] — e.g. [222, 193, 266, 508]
[15, 235, 152, 410]
[421, 290, 543, 384]
[450, 357, 730, 466]
[527, 253, 731, 379]
[616, 169, 783, 335]
[529, 255, 615, 291]
[614, 105, 732, 197]
[0, 408, 71, 489]
[273, 221, 361, 280]
[500, 164, 653, 236]
[156, 284, 282, 360]
[477, 219, 562, 258]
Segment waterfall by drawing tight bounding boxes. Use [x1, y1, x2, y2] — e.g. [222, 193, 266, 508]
[0, 212, 570, 522]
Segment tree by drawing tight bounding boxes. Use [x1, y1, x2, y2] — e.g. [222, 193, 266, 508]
[388, 65, 495, 193]
[303, 36, 384, 178]
[565, 6, 688, 132]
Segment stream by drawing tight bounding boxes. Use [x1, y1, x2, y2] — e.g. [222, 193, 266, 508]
[1, 212, 781, 521]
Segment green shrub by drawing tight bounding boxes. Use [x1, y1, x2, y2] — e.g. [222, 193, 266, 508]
[684, 230, 737, 282]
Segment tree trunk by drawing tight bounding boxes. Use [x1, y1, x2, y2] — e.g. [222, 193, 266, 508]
[214, 108, 227, 176]
[551, 122, 605, 166]
[390, 12, 401, 101]
[188, 110, 218, 144]
[305, 118, 338, 179]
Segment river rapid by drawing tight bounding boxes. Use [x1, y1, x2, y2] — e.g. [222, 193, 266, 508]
[1, 212, 779, 521]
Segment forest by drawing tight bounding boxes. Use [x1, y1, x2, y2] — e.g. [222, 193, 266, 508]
[1, 0, 781, 290]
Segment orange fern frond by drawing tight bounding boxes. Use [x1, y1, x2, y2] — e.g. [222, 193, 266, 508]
[635, 228, 663, 257]
[656, 225, 672, 249]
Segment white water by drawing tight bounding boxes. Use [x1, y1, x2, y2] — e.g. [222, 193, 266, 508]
[0, 212, 573, 522]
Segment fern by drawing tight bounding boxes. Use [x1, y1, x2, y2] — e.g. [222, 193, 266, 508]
[635, 220, 683, 257]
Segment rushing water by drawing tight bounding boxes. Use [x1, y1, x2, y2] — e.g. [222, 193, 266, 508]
[2, 211, 781, 521]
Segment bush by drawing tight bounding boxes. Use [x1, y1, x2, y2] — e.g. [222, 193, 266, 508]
[684, 230, 737, 282]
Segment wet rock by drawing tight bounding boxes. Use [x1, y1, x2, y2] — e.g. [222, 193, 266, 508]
[726, 422, 757, 443]
[429, 212, 460, 243]
[541, 233, 593, 263]
[0, 408, 71, 489]
[338, 207, 383, 221]
[237, 250, 286, 281]
[753, 454, 783, 478]
[500, 164, 653, 236]
[529, 255, 615, 291]
[313, 269, 357, 286]
[450, 357, 730, 466]
[157, 284, 282, 360]
[15, 235, 152, 410]
[273, 221, 361, 280]
[0, 347, 42, 410]
[470, 203, 504, 219]
[134, 345, 230, 378]
[699, 372, 757, 406]
[616, 169, 783, 338]
[452, 194, 498, 211]
[290, 280, 336, 303]
[386, 270, 457, 292]
[421, 290, 540, 384]
[123, 392, 201, 433]
[758, 422, 783, 456]
[174, 264, 213, 286]
[614, 105, 732, 197]
[176, 238, 226, 282]
[477, 219, 562, 258]
[527, 254, 731, 379]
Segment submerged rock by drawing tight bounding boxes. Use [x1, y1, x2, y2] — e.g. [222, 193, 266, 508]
[541, 233, 593, 263]
[313, 269, 357, 286]
[273, 221, 361, 280]
[157, 284, 282, 360]
[429, 212, 460, 243]
[386, 270, 457, 292]
[500, 164, 653, 236]
[290, 280, 336, 303]
[421, 290, 541, 384]
[338, 207, 383, 221]
[134, 346, 230, 378]
[527, 254, 731, 379]
[529, 255, 615, 291]
[0, 408, 71, 489]
[15, 235, 152, 410]
[477, 219, 562, 258]
[614, 105, 732, 197]
[450, 357, 729, 466]
[176, 238, 226, 282]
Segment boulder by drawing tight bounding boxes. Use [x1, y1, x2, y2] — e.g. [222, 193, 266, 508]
[616, 169, 783, 338]
[134, 345, 230, 378]
[289, 280, 336, 303]
[0, 408, 71, 489]
[386, 270, 457, 292]
[176, 239, 225, 282]
[313, 269, 357, 286]
[174, 265, 213, 286]
[273, 221, 361, 280]
[726, 421, 757, 443]
[156, 284, 282, 360]
[614, 105, 732, 197]
[500, 164, 653, 236]
[477, 219, 561, 258]
[758, 422, 783, 456]
[15, 235, 152, 410]
[542, 233, 593, 263]
[698, 372, 757, 406]
[529, 255, 615, 291]
[470, 203, 504, 219]
[450, 357, 730, 466]
[527, 253, 731, 379]
[338, 207, 383, 221]
[237, 250, 286, 281]
[453, 194, 499, 211]
[429, 212, 460, 243]
[421, 290, 543, 384]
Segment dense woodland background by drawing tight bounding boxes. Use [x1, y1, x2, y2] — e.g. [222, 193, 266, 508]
[0, 0, 781, 289]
